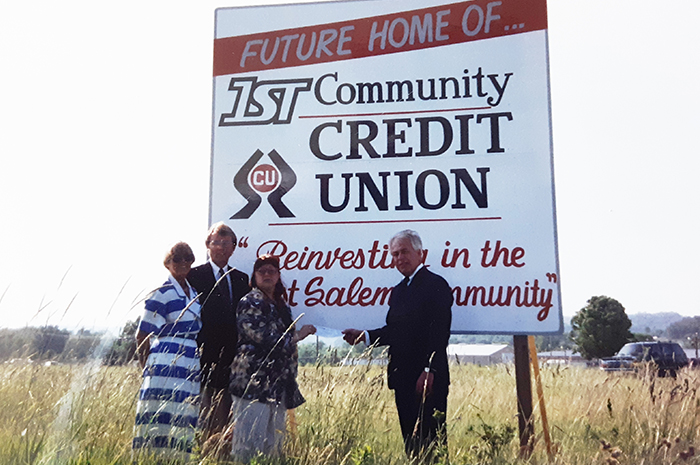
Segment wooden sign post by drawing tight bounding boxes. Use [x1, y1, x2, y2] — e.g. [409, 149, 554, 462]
[513, 335, 534, 456]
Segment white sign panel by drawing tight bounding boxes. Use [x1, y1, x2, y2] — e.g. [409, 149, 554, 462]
[211, 0, 562, 334]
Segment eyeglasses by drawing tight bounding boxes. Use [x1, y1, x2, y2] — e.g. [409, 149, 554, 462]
[255, 267, 279, 276]
[209, 240, 234, 248]
[172, 256, 195, 264]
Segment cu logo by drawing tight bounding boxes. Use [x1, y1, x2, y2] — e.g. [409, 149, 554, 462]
[249, 164, 280, 193]
[231, 149, 296, 219]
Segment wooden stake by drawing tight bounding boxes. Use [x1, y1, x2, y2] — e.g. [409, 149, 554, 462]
[528, 335, 554, 461]
[287, 409, 297, 439]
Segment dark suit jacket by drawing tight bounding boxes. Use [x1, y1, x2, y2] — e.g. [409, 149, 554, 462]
[368, 266, 453, 391]
[188, 262, 250, 390]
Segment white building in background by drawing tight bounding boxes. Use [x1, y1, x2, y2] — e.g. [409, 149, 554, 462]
[447, 344, 514, 366]
[536, 349, 588, 367]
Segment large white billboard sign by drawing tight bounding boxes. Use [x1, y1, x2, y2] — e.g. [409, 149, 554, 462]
[211, 0, 562, 334]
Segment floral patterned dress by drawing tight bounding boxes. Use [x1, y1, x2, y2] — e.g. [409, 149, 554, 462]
[229, 288, 304, 409]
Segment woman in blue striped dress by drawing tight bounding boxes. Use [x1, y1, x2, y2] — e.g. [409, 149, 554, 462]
[133, 242, 202, 461]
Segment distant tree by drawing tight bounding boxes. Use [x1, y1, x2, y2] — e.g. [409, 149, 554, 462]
[631, 333, 655, 342]
[61, 329, 103, 362]
[104, 319, 138, 366]
[667, 316, 700, 340]
[570, 296, 633, 360]
[31, 326, 70, 360]
[297, 338, 373, 366]
[298, 340, 327, 365]
[449, 334, 512, 345]
[535, 334, 574, 352]
[0, 328, 35, 361]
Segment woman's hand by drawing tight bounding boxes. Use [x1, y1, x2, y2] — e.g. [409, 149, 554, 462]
[295, 324, 317, 342]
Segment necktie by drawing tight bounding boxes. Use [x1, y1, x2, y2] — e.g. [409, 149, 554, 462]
[219, 267, 232, 304]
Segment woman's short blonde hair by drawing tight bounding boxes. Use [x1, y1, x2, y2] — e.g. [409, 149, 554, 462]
[163, 242, 195, 267]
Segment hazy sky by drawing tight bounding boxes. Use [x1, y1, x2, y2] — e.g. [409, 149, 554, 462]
[0, 0, 698, 331]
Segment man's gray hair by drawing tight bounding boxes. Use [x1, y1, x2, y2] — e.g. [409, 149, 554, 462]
[389, 229, 423, 251]
[206, 221, 237, 247]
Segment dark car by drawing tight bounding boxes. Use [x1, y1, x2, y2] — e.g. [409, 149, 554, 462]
[600, 342, 689, 377]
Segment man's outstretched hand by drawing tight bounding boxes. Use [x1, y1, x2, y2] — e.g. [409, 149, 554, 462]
[341, 328, 366, 345]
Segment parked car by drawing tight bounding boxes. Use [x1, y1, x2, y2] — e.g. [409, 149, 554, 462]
[600, 342, 689, 377]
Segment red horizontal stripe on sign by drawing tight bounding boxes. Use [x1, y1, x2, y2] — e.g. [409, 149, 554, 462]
[298, 106, 492, 119]
[214, 0, 547, 76]
[269, 217, 502, 227]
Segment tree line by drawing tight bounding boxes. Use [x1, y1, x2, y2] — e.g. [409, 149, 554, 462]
[0, 320, 138, 365]
[2, 299, 697, 365]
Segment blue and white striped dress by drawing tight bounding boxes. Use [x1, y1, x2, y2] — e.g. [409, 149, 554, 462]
[133, 275, 202, 460]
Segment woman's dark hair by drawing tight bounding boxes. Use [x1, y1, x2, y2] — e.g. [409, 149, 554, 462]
[251, 254, 287, 309]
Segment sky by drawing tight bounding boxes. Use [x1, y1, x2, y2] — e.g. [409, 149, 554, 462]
[0, 0, 698, 332]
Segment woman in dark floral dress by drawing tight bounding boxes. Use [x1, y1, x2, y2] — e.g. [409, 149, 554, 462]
[228, 254, 316, 461]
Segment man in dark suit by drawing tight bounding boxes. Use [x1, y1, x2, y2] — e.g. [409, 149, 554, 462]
[188, 222, 250, 440]
[343, 230, 453, 460]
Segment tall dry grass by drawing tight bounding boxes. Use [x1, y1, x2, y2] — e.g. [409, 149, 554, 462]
[0, 357, 698, 464]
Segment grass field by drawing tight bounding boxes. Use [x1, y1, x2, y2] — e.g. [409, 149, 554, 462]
[1, 356, 698, 464]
